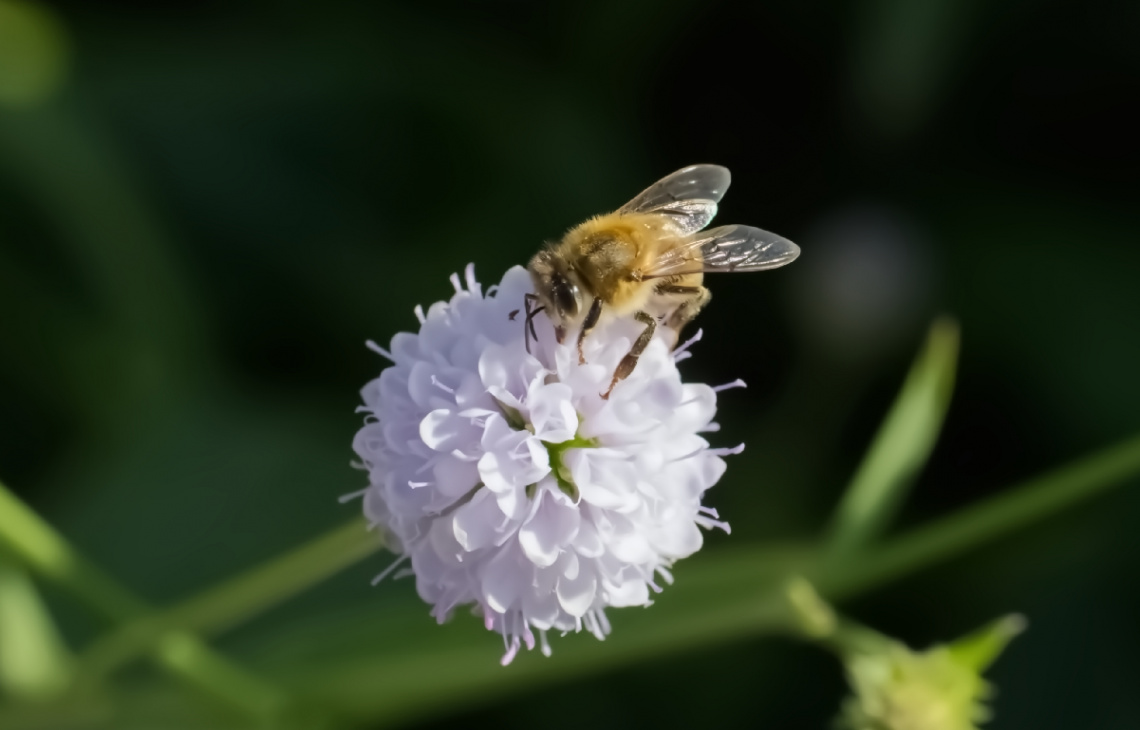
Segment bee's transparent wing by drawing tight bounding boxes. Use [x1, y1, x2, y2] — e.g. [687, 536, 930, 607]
[645, 225, 800, 278]
[618, 164, 731, 235]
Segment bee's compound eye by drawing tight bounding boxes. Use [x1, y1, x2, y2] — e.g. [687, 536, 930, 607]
[552, 273, 580, 318]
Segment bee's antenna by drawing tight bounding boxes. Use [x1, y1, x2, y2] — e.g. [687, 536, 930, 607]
[523, 293, 544, 354]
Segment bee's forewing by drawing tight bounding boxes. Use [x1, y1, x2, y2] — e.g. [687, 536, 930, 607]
[618, 164, 731, 236]
[618, 164, 731, 212]
[644, 225, 800, 278]
[639, 199, 720, 236]
[693, 225, 800, 272]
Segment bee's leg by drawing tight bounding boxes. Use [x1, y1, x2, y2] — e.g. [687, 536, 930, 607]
[602, 310, 656, 400]
[656, 284, 711, 344]
[577, 296, 604, 365]
[523, 293, 543, 354]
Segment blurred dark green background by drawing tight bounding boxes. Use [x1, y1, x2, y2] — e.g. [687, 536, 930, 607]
[1, 0, 1139, 727]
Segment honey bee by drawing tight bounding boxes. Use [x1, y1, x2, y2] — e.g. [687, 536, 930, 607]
[527, 164, 799, 398]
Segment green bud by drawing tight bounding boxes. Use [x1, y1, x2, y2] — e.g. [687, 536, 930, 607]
[835, 615, 1025, 730]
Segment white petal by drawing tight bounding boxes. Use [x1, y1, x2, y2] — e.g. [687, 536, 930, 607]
[431, 455, 480, 498]
[560, 551, 580, 580]
[599, 512, 656, 564]
[605, 577, 650, 607]
[479, 414, 515, 451]
[407, 362, 445, 409]
[653, 518, 703, 558]
[526, 383, 578, 443]
[389, 331, 420, 360]
[567, 451, 638, 511]
[419, 410, 463, 451]
[481, 545, 525, 614]
[521, 589, 561, 630]
[518, 486, 580, 568]
[427, 514, 463, 566]
[478, 429, 549, 494]
[571, 517, 604, 558]
[491, 482, 525, 521]
[556, 567, 598, 618]
[453, 489, 507, 552]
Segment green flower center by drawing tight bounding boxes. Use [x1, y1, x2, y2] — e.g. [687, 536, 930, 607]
[540, 435, 596, 501]
[496, 397, 595, 502]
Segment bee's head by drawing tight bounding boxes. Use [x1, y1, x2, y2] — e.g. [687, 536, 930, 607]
[526, 248, 583, 343]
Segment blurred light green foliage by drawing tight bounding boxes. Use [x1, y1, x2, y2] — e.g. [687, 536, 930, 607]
[0, 554, 72, 701]
[0, 0, 68, 108]
[0, 0, 1138, 728]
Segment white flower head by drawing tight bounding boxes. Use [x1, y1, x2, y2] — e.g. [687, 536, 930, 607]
[352, 264, 742, 664]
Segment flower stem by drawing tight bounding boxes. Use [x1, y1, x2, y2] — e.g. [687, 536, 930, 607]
[0, 478, 286, 719]
[79, 517, 383, 680]
[822, 431, 1140, 596]
[825, 318, 959, 559]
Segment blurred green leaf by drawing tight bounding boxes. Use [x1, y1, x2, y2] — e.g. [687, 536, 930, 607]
[0, 105, 212, 433]
[0, 477, 137, 620]
[0, 554, 72, 701]
[81, 517, 382, 680]
[0, 478, 287, 720]
[850, 0, 978, 139]
[826, 318, 960, 558]
[0, 0, 68, 108]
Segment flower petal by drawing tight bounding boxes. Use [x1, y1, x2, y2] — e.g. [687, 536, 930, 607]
[518, 486, 580, 568]
[453, 489, 508, 552]
[482, 544, 525, 613]
[556, 567, 598, 618]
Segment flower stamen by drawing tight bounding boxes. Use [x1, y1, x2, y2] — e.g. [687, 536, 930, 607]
[365, 340, 394, 362]
[371, 553, 410, 585]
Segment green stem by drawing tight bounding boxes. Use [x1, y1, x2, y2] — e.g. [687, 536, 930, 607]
[276, 433, 1140, 725]
[824, 431, 1140, 596]
[0, 479, 286, 719]
[80, 517, 383, 679]
[826, 318, 959, 558]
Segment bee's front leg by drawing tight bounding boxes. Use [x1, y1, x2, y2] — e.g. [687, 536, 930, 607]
[602, 310, 656, 400]
[577, 296, 604, 365]
[523, 293, 543, 354]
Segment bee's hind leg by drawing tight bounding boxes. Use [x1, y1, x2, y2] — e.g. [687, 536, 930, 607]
[657, 284, 711, 346]
[602, 311, 656, 400]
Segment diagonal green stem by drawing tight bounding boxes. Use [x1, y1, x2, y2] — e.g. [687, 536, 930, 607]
[80, 517, 383, 679]
[823, 431, 1140, 596]
[0, 478, 286, 719]
[826, 319, 960, 558]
